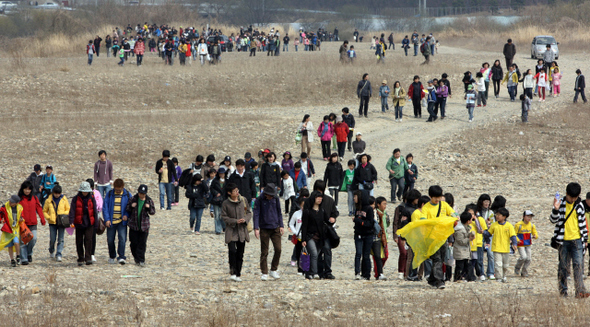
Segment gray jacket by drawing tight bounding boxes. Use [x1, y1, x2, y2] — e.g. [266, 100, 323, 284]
[453, 223, 472, 260]
[543, 49, 555, 63]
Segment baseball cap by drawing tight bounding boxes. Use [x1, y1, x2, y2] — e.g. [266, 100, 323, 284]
[34, 164, 41, 172]
[138, 184, 148, 194]
[224, 156, 231, 162]
[245, 152, 252, 159]
[356, 132, 362, 136]
[46, 165, 53, 170]
[523, 210, 534, 216]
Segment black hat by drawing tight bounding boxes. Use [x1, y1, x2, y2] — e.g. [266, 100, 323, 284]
[224, 156, 231, 162]
[34, 164, 41, 172]
[138, 184, 148, 194]
[245, 152, 252, 159]
[263, 184, 277, 197]
[162, 150, 171, 158]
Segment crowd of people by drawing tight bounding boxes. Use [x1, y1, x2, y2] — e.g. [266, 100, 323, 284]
[3, 109, 589, 298]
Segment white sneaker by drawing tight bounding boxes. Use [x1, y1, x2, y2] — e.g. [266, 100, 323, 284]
[269, 270, 281, 279]
[488, 275, 496, 280]
[313, 275, 320, 279]
[468, 119, 472, 123]
[91, 255, 97, 263]
[108, 258, 116, 264]
[378, 274, 387, 281]
[56, 256, 62, 262]
[398, 272, 404, 280]
[50, 253, 55, 258]
[230, 275, 238, 281]
[479, 275, 486, 281]
[118, 258, 126, 265]
[261, 274, 269, 281]
[399, 118, 402, 122]
[502, 277, 507, 283]
[355, 274, 361, 280]
[394, 118, 398, 122]
[235, 277, 242, 282]
[297, 272, 303, 276]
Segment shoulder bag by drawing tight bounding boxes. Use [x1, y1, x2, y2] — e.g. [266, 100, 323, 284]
[551, 207, 576, 250]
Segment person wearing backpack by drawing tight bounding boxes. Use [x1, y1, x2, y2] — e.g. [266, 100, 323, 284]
[39, 165, 57, 207]
[420, 36, 431, 65]
[43, 185, 69, 262]
[103, 179, 132, 265]
[357, 73, 372, 118]
[186, 174, 209, 234]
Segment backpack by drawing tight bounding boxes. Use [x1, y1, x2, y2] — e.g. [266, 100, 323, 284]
[420, 42, 427, 54]
[178, 168, 193, 188]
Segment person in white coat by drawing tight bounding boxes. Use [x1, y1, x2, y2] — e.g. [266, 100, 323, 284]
[298, 114, 314, 157]
[288, 195, 306, 275]
[197, 38, 209, 66]
[280, 171, 296, 214]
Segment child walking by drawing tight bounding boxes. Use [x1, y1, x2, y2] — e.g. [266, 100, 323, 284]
[484, 208, 517, 283]
[466, 204, 487, 281]
[172, 158, 182, 206]
[0, 195, 23, 267]
[513, 210, 538, 277]
[534, 67, 548, 102]
[475, 72, 487, 107]
[520, 94, 531, 123]
[552, 67, 562, 97]
[454, 211, 475, 282]
[379, 80, 390, 112]
[466, 84, 476, 122]
[342, 160, 356, 216]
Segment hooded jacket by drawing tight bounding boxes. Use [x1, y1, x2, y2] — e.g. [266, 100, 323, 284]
[43, 194, 70, 225]
[323, 161, 344, 188]
[103, 188, 133, 226]
[334, 122, 349, 143]
[353, 191, 375, 237]
[126, 194, 156, 232]
[186, 182, 209, 209]
[19, 194, 45, 226]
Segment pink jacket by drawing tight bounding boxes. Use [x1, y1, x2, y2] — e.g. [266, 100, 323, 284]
[552, 72, 562, 85]
[92, 189, 103, 213]
[317, 121, 334, 141]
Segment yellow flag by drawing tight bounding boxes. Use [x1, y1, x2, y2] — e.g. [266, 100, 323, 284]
[397, 217, 457, 267]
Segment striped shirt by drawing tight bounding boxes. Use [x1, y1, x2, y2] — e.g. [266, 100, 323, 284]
[550, 198, 588, 245]
[113, 193, 123, 224]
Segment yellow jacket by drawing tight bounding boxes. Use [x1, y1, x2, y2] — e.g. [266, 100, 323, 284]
[391, 87, 406, 107]
[502, 71, 519, 84]
[178, 44, 187, 54]
[43, 195, 71, 225]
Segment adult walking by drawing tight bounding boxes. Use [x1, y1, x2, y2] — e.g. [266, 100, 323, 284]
[353, 154, 377, 196]
[491, 60, 504, 99]
[574, 69, 587, 104]
[391, 81, 406, 122]
[103, 179, 132, 264]
[550, 182, 590, 298]
[94, 150, 113, 199]
[69, 181, 99, 266]
[357, 73, 372, 118]
[339, 41, 348, 62]
[301, 191, 329, 279]
[126, 184, 156, 267]
[386, 149, 412, 203]
[503, 39, 516, 71]
[222, 183, 252, 282]
[298, 114, 314, 157]
[253, 184, 284, 281]
[341, 108, 355, 152]
[155, 150, 178, 211]
[93, 35, 102, 57]
[353, 190, 375, 280]
[227, 159, 257, 205]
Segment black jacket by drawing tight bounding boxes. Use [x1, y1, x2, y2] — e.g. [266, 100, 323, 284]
[301, 206, 329, 242]
[186, 183, 209, 209]
[353, 162, 377, 188]
[210, 177, 225, 199]
[342, 113, 355, 129]
[503, 43, 516, 59]
[323, 162, 343, 188]
[227, 171, 257, 204]
[357, 80, 372, 97]
[26, 172, 42, 196]
[303, 193, 339, 224]
[491, 65, 504, 81]
[353, 191, 374, 237]
[155, 159, 177, 183]
[260, 162, 281, 188]
[576, 75, 586, 90]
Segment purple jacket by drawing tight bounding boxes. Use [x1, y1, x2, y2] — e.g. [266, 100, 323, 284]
[281, 159, 294, 173]
[172, 165, 182, 182]
[253, 195, 283, 229]
[436, 85, 449, 98]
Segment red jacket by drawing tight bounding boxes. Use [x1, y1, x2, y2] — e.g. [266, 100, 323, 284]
[335, 122, 349, 143]
[19, 195, 45, 226]
[0, 203, 22, 234]
[407, 83, 425, 100]
[86, 44, 96, 54]
[134, 41, 145, 55]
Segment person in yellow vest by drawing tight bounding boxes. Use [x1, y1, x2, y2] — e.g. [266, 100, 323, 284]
[483, 207, 517, 283]
[0, 195, 24, 267]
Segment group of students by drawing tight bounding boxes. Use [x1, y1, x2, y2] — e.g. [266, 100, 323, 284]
[0, 151, 155, 267]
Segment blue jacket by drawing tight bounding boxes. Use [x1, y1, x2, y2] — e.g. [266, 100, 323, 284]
[379, 85, 390, 97]
[103, 188, 133, 226]
[253, 195, 283, 230]
[289, 170, 307, 191]
[40, 173, 56, 191]
[427, 88, 437, 103]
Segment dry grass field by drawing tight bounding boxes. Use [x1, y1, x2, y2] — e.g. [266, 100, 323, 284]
[1, 29, 590, 326]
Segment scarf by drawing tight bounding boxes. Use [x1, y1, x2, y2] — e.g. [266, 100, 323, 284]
[321, 122, 329, 138]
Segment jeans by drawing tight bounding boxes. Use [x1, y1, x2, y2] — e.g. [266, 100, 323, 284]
[118, 57, 124, 65]
[404, 47, 408, 56]
[359, 96, 369, 116]
[427, 243, 447, 285]
[158, 182, 174, 209]
[438, 97, 447, 117]
[430, 44, 435, 55]
[259, 227, 282, 274]
[328, 188, 339, 207]
[228, 241, 246, 276]
[318, 236, 332, 276]
[307, 239, 320, 275]
[48, 224, 65, 257]
[358, 183, 374, 196]
[467, 105, 475, 120]
[20, 226, 37, 263]
[189, 207, 204, 231]
[574, 89, 587, 103]
[525, 87, 533, 100]
[559, 238, 586, 295]
[354, 235, 373, 278]
[475, 246, 484, 276]
[515, 246, 531, 276]
[212, 204, 225, 233]
[283, 44, 288, 51]
[347, 185, 355, 215]
[403, 180, 415, 196]
[394, 105, 403, 119]
[179, 53, 186, 65]
[321, 140, 331, 159]
[97, 184, 112, 200]
[380, 96, 389, 112]
[137, 54, 143, 65]
[106, 223, 127, 260]
[337, 142, 346, 159]
[174, 185, 180, 203]
[88, 54, 93, 65]
[389, 177, 404, 202]
[413, 44, 418, 56]
[427, 102, 436, 120]
[484, 81, 489, 99]
[507, 85, 516, 101]
[129, 228, 149, 264]
[295, 45, 298, 51]
[484, 242, 495, 276]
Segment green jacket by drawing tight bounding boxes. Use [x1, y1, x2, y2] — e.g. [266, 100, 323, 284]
[386, 156, 409, 179]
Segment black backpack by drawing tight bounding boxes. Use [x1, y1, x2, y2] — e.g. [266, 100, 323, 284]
[178, 168, 193, 188]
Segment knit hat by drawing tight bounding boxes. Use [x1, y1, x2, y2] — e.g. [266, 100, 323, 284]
[9, 195, 20, 204]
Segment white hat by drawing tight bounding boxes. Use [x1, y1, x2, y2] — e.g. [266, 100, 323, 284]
[356, 132, 362, 136]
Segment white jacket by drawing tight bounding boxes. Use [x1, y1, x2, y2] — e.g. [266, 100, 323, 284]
[523, 75, 535, 89]
[476, 77, 486, 92]
[198, 43, 208, 55]
[297, 121, 314, 142]
[282, 176, 296, 200]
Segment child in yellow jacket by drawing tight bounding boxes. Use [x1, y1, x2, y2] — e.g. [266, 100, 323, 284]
[514, 210, 538, 277]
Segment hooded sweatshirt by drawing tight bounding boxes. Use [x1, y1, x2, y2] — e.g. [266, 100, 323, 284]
[353, 191, 375, 237]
